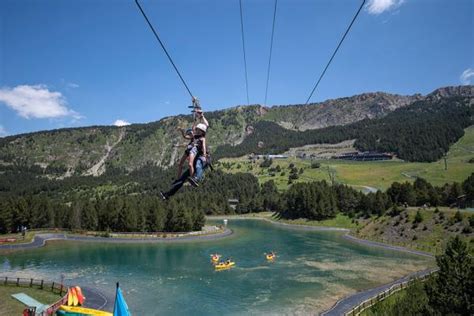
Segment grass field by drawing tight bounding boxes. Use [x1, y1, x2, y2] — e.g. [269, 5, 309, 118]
[359, 287, 407, 316]
[218, 127, 474, 191]
[0, 284, 62, 316]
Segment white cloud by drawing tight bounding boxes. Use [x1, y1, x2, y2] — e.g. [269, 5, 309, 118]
[0, 125, 7, 137]
[113, 119, 131, 127]
[365, 0, 405, 15]
[0, 85, 81, 119]
[67, 82, 80, 89]
[460, 68, 474, 85]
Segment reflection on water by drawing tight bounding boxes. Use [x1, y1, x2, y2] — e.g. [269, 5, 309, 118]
[1, 220, 432, 315]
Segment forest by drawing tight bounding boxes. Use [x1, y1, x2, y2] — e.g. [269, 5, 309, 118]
[0, 150, 472, 233]
[214, 96, 472, 162]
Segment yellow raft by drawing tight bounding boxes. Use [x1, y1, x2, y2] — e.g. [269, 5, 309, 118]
[214, 261, 235, 270]
[59, 305, 113, 316]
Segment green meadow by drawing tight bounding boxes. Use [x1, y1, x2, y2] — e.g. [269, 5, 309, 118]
[218, 127, 474, 191]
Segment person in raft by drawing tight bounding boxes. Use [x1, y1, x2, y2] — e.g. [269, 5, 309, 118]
[160, 113, 209, 200]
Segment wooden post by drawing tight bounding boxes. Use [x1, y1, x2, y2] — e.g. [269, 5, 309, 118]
[16, 278, 19, 286]
[4, 277, 7, 285]
[30, 278, 33, 287]
[60, 284, 63, 296]
[40, 280, 44, 289]
[52, 282, 55, 291]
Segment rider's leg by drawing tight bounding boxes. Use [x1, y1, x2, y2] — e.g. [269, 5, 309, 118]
[194, 157, 207, 182]
[162, 169, 190, 199]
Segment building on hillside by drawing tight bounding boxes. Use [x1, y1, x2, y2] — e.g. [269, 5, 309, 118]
[248, 154, 289, 160]
[333, 151, 393, 161]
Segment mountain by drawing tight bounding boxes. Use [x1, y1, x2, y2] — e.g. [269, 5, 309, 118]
[264, 92, 423, 131]
[0, 86, 472, 177]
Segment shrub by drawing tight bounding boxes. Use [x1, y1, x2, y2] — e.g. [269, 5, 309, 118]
[413, 210, 423, 224]
[453, 210, 463, 223]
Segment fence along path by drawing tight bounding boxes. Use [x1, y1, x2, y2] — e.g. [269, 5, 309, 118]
[322, 268, 437, 316]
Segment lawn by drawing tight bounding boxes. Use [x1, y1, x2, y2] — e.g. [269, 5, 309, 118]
[0, 284, 63, 316]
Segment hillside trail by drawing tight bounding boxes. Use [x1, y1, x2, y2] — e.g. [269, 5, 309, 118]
[84, 128, 126, 176]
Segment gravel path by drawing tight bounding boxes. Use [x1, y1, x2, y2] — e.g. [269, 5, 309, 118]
[321, 268, 436, 316]
[342, 234, 434, 258]
[0, 228, 233, 250]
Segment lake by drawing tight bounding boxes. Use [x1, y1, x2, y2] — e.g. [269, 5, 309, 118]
[1, 219, 432, 315]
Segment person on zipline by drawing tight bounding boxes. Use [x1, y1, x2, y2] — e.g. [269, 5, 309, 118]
[160, 111, 209, 200]
[176, 110, 209, 179]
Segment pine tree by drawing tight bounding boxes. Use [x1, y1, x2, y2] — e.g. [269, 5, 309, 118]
[425, 236, 473, 315]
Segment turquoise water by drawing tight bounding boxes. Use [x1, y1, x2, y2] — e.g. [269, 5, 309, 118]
[1, 220, 431, 315]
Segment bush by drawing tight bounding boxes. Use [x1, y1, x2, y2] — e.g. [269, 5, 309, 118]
[389, 205, 402, 217]
[311, 162, 321, 169]
[413, 210, 423, 224]
[260, 157, 273, 168]
[453, 210, 463, 223]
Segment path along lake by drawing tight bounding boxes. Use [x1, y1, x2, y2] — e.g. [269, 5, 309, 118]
[1, 220, 433, 315]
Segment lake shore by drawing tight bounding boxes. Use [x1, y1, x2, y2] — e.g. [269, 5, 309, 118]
[208, 213, 434, 258]
[0, 225, 233, 251]
[1, 217, 435, 315]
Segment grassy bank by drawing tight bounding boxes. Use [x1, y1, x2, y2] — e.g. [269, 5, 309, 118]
[0, 284, 62, 316]
[355, 207, 473, 255]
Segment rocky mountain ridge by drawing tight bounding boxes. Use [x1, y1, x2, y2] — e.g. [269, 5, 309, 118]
[0, 85, 471, 177]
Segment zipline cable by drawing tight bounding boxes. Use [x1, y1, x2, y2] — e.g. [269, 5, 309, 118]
[135, 0, 195, 100]
[305, 0, 366, 105]
[264, 0, 278, 106]
[239, 0, 250, 105]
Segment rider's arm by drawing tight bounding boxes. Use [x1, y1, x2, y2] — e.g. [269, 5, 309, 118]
[200, 114, 209, 128]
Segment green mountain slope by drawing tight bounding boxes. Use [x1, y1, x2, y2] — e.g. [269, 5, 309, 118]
[0, 86, 472, 177]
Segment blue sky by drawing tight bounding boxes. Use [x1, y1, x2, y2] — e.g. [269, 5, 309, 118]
[0, 0, 472, 136]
